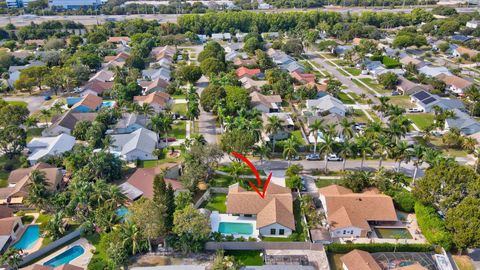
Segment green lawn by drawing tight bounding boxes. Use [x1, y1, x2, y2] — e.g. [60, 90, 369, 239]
[315, 178, 344, 188]
[407, 113, 435, 130]
[224, 250, 263, 266]
[210, 174, 236, 187]
[390, 95, 414, 109]
[21, 215, 34, 224]
[0, 155, 22, 188]
[171, 121, 186, 139]
[137, 148, 181, 168]
[336, 68, 349, 76]
[262, 237, 291, 242]
[290, 130, 306, 146]
[337, 92, 355, 104]
[200, 193, 227, 213]
[344, 67, 361, 76]
[172, 103, 187, 115]
[6, 101, 28, 107]
[357, 78, 390, 94]
[351, 109, 370, 123]
[171, 94, 186, 99]
[27, 128, 44, 142]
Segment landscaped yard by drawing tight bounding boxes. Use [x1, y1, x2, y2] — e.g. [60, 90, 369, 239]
[315, 178, 344, 188]
[293, 198, 307, 241]
[200, 193, 227, 213]
[224, 250, 264, 266]
[390, 95, 414, 109]
[171, 121, 186, 139]
[172, 103, 187, 115]
[290, 130, 306, 146]
[6, 101, 28, 107]
[407, 113, 435, 130]
[210, 174, 236, 187]
[337, 92, 355, 104]
[351, 109, 371, 123]
[344, 67, 361, 76]
[27, 128, 44, 142]
[137, 149, 182, 168]
[356, 78, 390, 94]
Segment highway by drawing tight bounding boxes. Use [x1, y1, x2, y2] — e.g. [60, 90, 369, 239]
[0, 6, 478, 27]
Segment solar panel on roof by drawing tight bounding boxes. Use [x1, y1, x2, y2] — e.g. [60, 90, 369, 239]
[422, 97, 437, 105]
[413, 91, 430, 100]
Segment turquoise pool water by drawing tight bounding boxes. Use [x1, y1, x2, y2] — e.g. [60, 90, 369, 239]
[116, 207, 129, 221]
[218, 222, 253, 235]
[102, 101, 115, 108]
[44, 245, 85, 267]
[13, 225, 40, 250]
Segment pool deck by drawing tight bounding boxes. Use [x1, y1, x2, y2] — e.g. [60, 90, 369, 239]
[36, 238, 94, 268]
[210, 211, 259, 238]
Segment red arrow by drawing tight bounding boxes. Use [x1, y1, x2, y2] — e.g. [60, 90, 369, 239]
[231, 152, 272, 199]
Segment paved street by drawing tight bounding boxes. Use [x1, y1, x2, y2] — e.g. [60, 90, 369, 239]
[3, 95, 46, 114]
[195, 76, 218, 144]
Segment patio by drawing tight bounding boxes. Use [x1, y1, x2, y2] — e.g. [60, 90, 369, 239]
[210, 211, 259, 238]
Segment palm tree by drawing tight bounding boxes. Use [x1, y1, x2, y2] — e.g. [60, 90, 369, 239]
[424, 148, 444, 167]
[338, 140, 355, 171]
[318, 133, 336, 173]
[254, 144, 271, 164]
[375, 135, 392, 169]
[410, 144, 425, 182]
[51, 102, 64, 116]
[24, 116, 38, 130]
[25, 170, 51, 210]
[462, 136, 477, 153]
[365, 120, 383, 140]
[229, 161, 244, 181]
[339, 118, 354, 140]
[45, 212, 66, 240]
[120, 222, 145, 255]
[391, 141, 411, 172]
[356, 136, 374, 169]
[140, 103, 155, 125]
[283, 137, 299, 165]
[128, 102, 142, 115]
[308, 119, 324, 154]
[265, 116, 284, 152]
[39, 109, 51, 128]
[186, 100, 200, 127]
[0, 248, 22, 270]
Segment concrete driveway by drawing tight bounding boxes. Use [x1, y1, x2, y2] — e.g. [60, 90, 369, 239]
[3, 96, 46, 114]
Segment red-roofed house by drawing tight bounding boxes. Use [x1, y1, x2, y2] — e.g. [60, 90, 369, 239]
[236, 67, 262, 79]
[290, 71, 316, 84]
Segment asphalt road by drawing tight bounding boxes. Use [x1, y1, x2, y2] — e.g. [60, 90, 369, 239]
[195, 76, 218, 145]
[3, 95, 46, 114]
[1, 6, 478, 27]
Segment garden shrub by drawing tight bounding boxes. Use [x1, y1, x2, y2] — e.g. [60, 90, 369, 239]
[414, 202, 453, 250]
[393, 190, 416, 213]
[325, 243, 433, 253]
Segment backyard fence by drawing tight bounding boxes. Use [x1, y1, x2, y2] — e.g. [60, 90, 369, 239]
[194, 187, 228, 209]
[19, 229, 82, 267]
[205, 241, 325, 251]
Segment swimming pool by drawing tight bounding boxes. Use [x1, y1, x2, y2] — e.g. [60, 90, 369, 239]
[218, 222, 253, 235]
[374, 228, 413, 239]
[102, 101, 116, 108]
[44, 245, 85, 267]
[116, 207, 129, 221]
[13, 225, 40, 250]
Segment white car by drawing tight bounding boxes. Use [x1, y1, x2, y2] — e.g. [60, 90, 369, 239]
[327, 154, 343, 161]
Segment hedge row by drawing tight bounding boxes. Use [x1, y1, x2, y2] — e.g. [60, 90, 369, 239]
[325, 243, 433, 254]
[414, 202, 453, 250]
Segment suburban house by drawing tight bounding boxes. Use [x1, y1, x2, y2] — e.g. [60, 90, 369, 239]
[7, 60, 46, 87]
[341, 249, 381, 270]
[224, 43, 241, 53]
[82, 69, 115, 96]
[151, 46, 176, 62]
[290, 71, 316, 84]
[250, 91, 282, 113]
[27, 134, 76, 165]
[418, 65, 452, 78]
[236, 67, 263, 79]
[140, 78, 170, 94]
[109, 128, 158, 161]
[226, 183, 295, 237]
[23, 264, 83, 270]
[466, 19, 480, 29]
[261, 112, 295, 141]
[240, 77, 268, 91]
[445, 109, 480, 136]
[318, 185, 398, 238]
[103, 52, 130, 69]
[450, 35, 472, 43]
[142, 67, 171, 82]
[42, 111, 97, 137]
[396, 76, 433, 96]
[0, 217, 23, 253]
[436, 74, 473, 95]
[112, 113, 147, 134]
[0, 163, 63, 206]
[0, 205, 14, 219]
[411, 90, 465, 112]
[280, 61, 305, 73]
[107, 36, 130, 45]
[333, 45, 353, 56]
[267, 49, 294, 66]
[305, 95, 347, 117]
[452, 46, 478, 58]
[211, 33, 231, 41]
[261, 32, 280, 40]
[233, 57, 257, 67]
[69, 94, 103, 113]
[399, 55, 426, 68]
[119, 163, 185, 201]
[307, 114, 345, 143]
[133, 91, 172, 113]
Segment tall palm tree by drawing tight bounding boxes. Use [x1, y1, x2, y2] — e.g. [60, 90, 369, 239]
[254, 144, 271, 165]
[318, 133, 336, 173]
[356, 135, 374, 169]
[265, 116, 284, 152]
[424, 148, 444, 167]
[120, 222, 145, 255]
[308, 119, 324, 154]
[39, 109, 51, 128]
[140, 103, 155, 125]
[45, 212, 66, 240]
[24, 116, 38, 130]
[128, 102, 142, 115]
[339, 118, 354, 140]
[25, 170, 50, 210]
[462, 136, 477, 153]
[338, 140, 355, 171]
[365, 120, 383, 140]
[375, 135, 392, 169]
[410, 144, 425, 182]
[391, 141, 411, 172]
[249, 118, 263, 142]
[283, 137, 299, 165]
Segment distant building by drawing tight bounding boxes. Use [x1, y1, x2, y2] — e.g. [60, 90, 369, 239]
[466, 20, 480, 29]
[48, 0, 102, 9]
[5, 0, 32, 8]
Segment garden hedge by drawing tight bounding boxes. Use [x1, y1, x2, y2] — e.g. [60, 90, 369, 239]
[414, 202, 453, 250]
[325, 243, 433, 253]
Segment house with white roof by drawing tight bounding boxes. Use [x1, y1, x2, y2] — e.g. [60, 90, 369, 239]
[467, 19, 480, 29]
[142, 68, 171, 82]
[418, 65, 452, 78]
[304, 95, 347, 117]
[411, 90, 465, 113]
[27, 134, 76, 165]
[261, 112, 294, 141]
[109, 128, 158, 161]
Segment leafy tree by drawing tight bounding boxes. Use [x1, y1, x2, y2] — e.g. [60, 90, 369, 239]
[282, 39, 304, 56]
[175, 191, 192, 210]
[220, 129, 256, 157]
[87, 31, 107, 44]
[198, 41, 225, 62]
[44, 38, 65, 50]
[283, 137, 299, 165]
[0, 248, 22, 270]
[0, 125, 26, 157]
[0, 101, 29, 128]
[255, 49, 274, 70]
[265, 115, 284, 152]
[125, 53, 145, 70]
[44, 212, 66, 240]
[446, 197, 480, 253]
[129, 198, 167, 251]
[72, 120, 93, 141]
[200, 84, 226, 112]
[120, 222, 148, 255]
[286, 175, 302, 191]
[378, 72, 399, 90]
[113, 82, 142, 102]
[173, 205, 211, 254]
[342, 171, 373, 192]
[224, 86, 251, 115]
[200, 57, 226, 76]
[176, 64, 202, 84]
[243, 36, 263, 54]
[153, 173, 167, 205]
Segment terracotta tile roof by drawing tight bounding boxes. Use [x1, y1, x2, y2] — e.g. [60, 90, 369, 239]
[0, 205, 14, 219]
[0, 216, 20, 235]
[455, 46, 478, 58]
[25, 39, 46, 46]
[436, 74, 473, 90]
[104, 55, 116, 62]
[107, 36, 131, 43]
[8, 162, 55, 184]
[340, 249, 381, 270]
[319, 185, 397, 230]
[22, 265, 53, 270]
[84, 80, 113, 94]
[352, 38, 362, 46]
[236, 67, 261, 78]
[250, 91, 282, 108]
[144, 78, 170, 93]
[134, 92, 171, 107]
[126, 163, 182, 199]
[226, 183, 295, 230]
[290, 71, 316, 84]
[71, 94, 103, 111]
[233, 57, 257, 66]
[55, 264, 84, 270]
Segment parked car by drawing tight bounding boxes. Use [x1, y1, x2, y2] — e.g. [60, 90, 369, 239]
[300, 176, 307, 192]
[43, 95, 51, 101]
[285, 155, 301, 161]
[391, 91, 400, 96]
[407, 108, 423, 113]
[306, 153, 320, 160]
[327, 154, 343, 161]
